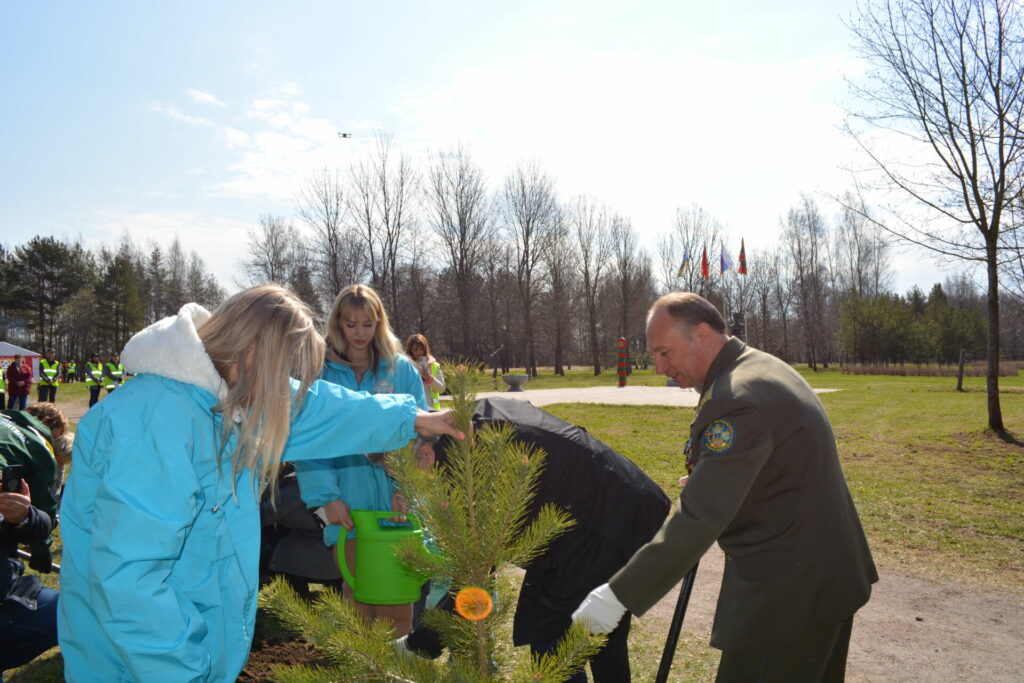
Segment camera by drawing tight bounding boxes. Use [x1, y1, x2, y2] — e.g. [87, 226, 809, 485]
[2, 464, 25, 493]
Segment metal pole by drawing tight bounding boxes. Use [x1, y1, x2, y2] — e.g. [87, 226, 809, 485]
[654, 562, 699, 683]
[17, 548, 60, 572]
[617, 337, 627, 387]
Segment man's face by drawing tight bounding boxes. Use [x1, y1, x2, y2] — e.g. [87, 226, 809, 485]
[647, 309, 709, 390]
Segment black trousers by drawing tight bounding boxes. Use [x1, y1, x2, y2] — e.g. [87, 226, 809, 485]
[37, 385, 57, 403]
[716, 616, 853, 683]
[406, 593, 631, 682]
[88, 385, 101, 407]
[529, 613, 631, 683]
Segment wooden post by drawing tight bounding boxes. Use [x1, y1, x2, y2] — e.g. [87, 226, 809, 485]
[617, 337, 627, 387]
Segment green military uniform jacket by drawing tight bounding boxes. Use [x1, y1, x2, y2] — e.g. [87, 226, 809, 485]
[609, 338, 877, 652]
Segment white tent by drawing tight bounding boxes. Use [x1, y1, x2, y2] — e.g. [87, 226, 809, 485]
[0, 341, 41, 379]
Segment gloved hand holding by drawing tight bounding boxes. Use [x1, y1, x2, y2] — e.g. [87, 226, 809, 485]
[572, 583, 627, 634]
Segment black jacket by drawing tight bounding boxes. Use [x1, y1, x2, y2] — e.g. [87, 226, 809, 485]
[467, 398, 671, 645]
[2, 504, 51, 600]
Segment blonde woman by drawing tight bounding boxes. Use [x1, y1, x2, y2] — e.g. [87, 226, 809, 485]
[57, 285, 462, 683]
[294, 284, 427, 636]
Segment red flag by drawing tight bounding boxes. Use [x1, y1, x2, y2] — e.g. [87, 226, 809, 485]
[738, 239, 747, 275]
[701, 246, 710, 280]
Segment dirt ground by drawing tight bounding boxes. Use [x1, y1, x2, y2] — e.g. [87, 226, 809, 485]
[647, 546, 1024, 682]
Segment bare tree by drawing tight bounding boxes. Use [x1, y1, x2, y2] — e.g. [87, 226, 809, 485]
[542, 210, 577, 375]
[846, 0, 1024, 432]
[608, 215, 654, 350]
[782, 195, 830, 369]
[833, 191, 893, 298]
[503, 161, 558, 377]
[296, 167, 363, 304]
[241, 214, 303, 285]
[348, 132, 420, 326]
[571, 195, 612, 375]
[426, 146, 492, 358]
[657, 204, 727, 295]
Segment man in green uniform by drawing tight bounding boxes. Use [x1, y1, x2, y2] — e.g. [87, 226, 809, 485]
[37, 349, 60, 403]
[573, 292, 877, 682]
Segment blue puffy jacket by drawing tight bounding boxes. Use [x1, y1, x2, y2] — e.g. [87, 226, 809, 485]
[58, 304, 419, 682]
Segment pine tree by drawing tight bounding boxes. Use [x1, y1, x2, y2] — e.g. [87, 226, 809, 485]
[262, 364, 605, 681]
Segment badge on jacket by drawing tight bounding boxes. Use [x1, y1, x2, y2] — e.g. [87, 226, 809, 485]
[703, 419, 736, 453]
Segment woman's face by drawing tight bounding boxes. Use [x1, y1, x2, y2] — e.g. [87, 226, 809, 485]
[341, 307, 377, 353]
[410, 342, 426, 359]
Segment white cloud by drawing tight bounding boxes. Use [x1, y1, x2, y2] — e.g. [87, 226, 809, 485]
[185, 88, 227, 108]
[148, 102, 215, 128]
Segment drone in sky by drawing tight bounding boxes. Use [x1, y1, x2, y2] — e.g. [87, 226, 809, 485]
[337, 132, 352, 138]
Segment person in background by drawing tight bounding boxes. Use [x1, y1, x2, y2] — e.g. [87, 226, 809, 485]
[84, 352, 104, 408]
[294, 284, 431, 638]
[57, 284, 464, 683]
[0, 405, 66, 575]
[21, 403, 72, 510]
[572, 292, 877, 682]
[406, 334, 445, 411]
[0, 477, 59, 681]
[103, 351, 124, 395]
[4, 356, 32, 411]
[37, 349, 60, 404]
[64, 361, 77, 384]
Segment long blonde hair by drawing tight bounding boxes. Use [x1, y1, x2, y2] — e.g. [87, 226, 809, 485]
[198, 284, 324, 489]
[324, 284, 400, 373]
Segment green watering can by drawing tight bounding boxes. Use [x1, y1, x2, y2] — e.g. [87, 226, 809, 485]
[338, 510, 428, 605]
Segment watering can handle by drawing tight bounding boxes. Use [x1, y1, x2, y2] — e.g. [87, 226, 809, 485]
[370, 510, 422, 532]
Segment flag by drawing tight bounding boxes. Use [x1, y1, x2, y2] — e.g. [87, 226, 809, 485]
[738, 238, 748, 275]
[720, 244, 735, 275]
[701, 246, 710, 280]
[676, 247, 691, 277]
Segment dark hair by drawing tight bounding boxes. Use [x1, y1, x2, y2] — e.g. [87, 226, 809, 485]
[651, 292, 727, 334]
[405, 334, 432, 359]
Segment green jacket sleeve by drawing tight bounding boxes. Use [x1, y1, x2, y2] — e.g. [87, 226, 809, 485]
[609, 400, 774, 616]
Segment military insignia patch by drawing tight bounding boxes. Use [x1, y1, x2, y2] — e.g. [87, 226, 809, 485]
[703, 419, 736, 453]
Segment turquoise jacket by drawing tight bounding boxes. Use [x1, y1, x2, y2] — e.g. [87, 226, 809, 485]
[294, 355, 427, 545]
[58, 304, 420, 683]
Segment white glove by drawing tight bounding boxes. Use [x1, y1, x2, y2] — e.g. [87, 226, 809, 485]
[572, 583, 627, 634]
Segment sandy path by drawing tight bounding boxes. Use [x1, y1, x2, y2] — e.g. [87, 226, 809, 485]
[644, 546, 1024, 681]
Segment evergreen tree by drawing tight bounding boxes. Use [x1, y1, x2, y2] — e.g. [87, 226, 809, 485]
[262, 365, 604, 681]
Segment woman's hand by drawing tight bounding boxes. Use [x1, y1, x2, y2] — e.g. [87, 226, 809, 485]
[414, 409, 465, 440]
[0, 480, 31, 525]
[415, 442, 436, 471]
[324, 499, 354, 531]
[389, 492, 408, 522]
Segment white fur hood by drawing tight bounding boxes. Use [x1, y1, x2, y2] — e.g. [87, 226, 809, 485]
[121, 303, 228, 400]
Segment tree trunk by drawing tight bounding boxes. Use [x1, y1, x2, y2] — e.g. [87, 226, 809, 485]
[985, 242, 1004, 432]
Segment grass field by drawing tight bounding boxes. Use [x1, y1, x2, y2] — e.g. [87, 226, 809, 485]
[8, 367, 1023, 681]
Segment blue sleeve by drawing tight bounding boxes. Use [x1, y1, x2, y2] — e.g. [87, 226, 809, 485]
[73, 430, 210, 682]
[282, 379, 418, 463]
[393, 356, 429, 410]
[292, 455, 343, 508]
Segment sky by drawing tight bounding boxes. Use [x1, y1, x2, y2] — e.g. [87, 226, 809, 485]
[0, 0, 966, 294]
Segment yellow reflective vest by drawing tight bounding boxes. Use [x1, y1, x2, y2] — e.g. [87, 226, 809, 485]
[39, 358, 60, 386]
[85, 362, 104, 387]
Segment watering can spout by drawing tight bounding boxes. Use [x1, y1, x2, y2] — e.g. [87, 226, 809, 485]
[338, 510, 427, 605]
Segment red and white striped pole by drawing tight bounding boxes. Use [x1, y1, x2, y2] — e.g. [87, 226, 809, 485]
[617, 337, 627, 387]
